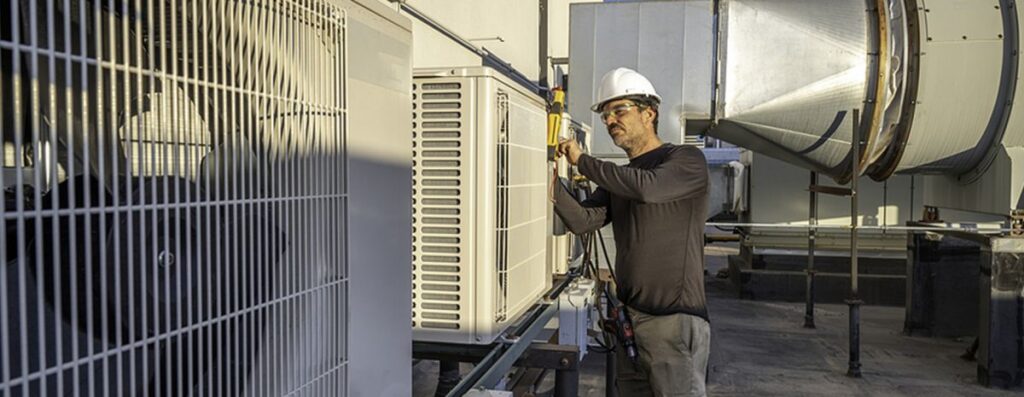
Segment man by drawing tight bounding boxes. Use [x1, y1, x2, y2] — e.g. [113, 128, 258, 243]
[553, 67, 710, 396]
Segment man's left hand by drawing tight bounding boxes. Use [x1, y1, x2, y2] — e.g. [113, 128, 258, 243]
[557, 138, 583, 166]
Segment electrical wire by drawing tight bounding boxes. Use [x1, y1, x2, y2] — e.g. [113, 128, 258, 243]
[585, 229, 618, 353]
[595, 229, 617, 283]
[547, 160, 559, 203]
[556, 174, 621, 354]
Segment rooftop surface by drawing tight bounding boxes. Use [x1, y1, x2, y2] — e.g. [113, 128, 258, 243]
[414, 244, 1023, 396]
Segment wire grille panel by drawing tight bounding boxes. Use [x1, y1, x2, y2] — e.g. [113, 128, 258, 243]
[494, 90, 509, 323]
[1, 0, 348, 395]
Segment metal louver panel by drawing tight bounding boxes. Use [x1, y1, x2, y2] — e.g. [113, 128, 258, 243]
[412, 80, 468, 332]
[684, 135, 706, 149]
[1, 0, 348, 395]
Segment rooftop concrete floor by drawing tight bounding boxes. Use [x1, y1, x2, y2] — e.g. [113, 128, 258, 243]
[414, 244, 1023, 396]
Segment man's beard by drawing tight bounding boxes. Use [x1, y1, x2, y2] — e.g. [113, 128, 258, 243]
[611, 126, 639, 151]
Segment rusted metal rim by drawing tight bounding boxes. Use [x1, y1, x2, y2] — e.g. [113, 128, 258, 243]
[835, 0, 886, 184]
[865, 0, 921, 181]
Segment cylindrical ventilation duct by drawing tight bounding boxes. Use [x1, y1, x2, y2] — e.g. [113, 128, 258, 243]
[709, 0, 1020, 183]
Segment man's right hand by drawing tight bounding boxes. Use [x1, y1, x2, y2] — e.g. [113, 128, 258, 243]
[557, 138, 583, 166]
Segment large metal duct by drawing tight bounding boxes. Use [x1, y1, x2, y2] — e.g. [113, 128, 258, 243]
[710, 0, 1021, 183]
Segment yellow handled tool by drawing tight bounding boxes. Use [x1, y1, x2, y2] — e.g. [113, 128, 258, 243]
[546, 88, 565, 161]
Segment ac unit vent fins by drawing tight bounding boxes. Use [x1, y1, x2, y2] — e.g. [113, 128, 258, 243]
[412, 80, 465, 331]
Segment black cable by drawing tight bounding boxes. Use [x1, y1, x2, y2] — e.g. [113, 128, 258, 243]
[586, 235, 621, 354]
[595, 229, 617, 283]
[589, 345, 613, 354]
[559, 178, 621, 354]
[587, 273, 616, 358]
[572, 178, 619, 285]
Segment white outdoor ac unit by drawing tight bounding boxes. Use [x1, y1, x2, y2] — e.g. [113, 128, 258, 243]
[549, 115, 592, 276]
[412, 67, 551, 344]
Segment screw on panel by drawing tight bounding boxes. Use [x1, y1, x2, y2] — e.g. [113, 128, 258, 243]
[157, 251, 177, 268]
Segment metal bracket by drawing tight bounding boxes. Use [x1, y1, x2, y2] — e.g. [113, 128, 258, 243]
[808, 184, 853, 196]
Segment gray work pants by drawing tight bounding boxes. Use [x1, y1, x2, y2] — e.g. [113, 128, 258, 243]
[615, 308, 711, 397]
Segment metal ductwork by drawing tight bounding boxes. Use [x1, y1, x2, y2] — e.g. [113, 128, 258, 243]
[710, 0, 1021, 183]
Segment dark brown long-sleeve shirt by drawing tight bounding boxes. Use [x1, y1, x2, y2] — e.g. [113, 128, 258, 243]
[554, 143, 709, 320]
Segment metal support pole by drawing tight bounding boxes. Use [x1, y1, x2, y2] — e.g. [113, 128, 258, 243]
[805, 171, 818, 329]
[847, 301, 862, 377]
[435, 360, 462, 397]
[606, 302, 617, 397]
[847, 109, 863, 378]
[554, 367, 580, 397]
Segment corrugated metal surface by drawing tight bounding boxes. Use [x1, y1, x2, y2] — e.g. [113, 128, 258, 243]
[1, 0, 349, 395]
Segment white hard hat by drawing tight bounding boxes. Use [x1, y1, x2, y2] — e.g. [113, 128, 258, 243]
[591, 67, 661, 112]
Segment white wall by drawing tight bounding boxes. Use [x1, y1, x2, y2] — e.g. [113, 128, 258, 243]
[375, 0, 600, 88]
[399, 0, 543, 82]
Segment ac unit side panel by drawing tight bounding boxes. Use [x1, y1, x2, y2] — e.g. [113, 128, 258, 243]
[494, 78, 553, 333]
[475, 74, 551, 343]
[412, 76, 478, 343]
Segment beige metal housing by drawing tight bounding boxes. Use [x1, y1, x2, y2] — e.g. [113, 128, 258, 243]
[345, 0, 415, 394]
[412, 67, 551, 344]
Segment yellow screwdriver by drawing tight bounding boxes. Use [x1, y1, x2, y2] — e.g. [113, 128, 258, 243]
[546, 88, 565, 161]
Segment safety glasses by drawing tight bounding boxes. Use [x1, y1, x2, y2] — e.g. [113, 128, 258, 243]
[600, 102, 641, 122]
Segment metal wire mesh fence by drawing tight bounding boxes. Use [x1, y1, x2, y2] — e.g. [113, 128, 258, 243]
[1, 0, 348, 395]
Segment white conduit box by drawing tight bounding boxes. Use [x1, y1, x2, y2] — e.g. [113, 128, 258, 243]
[411, 67, 551, 344]
[558, 278, 597, 360]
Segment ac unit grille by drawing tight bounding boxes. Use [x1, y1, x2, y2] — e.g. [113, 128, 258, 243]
[2, 0, 349, 394]
[684, 135, 707, 148]
[412, 81, 465, 331]
[494, 91, 510, 323]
